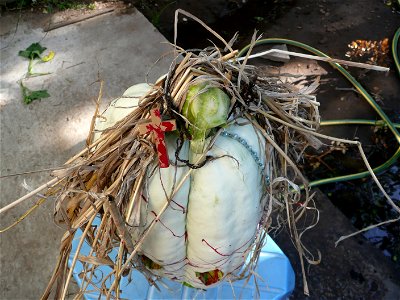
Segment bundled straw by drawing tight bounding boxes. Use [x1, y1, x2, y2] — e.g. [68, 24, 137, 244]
[31, 31, 325, 297]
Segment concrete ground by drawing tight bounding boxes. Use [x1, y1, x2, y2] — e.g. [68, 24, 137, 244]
[0, 6, 172, 299]
[275, 190, 400, 300]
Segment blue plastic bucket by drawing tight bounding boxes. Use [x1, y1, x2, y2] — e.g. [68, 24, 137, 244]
[70, 218, 294, 299]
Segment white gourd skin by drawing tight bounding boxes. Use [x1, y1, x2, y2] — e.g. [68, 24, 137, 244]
[94, 83, 152, 139]
[137, 136, 190, 282]
[96, 85, 266, 289]
[185, 123, 265, 288]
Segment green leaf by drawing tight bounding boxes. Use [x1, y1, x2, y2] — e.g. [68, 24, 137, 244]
[18, 50, 32, 59]
[29, 90, 50, 99]
[18, 43, 47, 60]
[22, 88, 50, 104]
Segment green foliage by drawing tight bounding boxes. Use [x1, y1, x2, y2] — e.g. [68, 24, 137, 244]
[20, 82, 50, 104]
[42, 0, 96, 12]
[10, 0, 96, 12]
[18, 43, 47, 60]
[18, 42, 53, 104]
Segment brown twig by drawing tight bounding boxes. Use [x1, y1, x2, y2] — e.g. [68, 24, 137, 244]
[44, 8, 115, 32]
[104, 197, 135, 253]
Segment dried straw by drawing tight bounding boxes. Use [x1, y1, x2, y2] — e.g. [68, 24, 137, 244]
[16, 37, 319, 298]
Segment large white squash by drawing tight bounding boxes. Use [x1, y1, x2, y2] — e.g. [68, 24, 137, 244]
[95, 84, 268, 289]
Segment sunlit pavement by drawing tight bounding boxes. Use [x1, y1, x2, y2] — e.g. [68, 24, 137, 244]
[0, 7, 172, 299]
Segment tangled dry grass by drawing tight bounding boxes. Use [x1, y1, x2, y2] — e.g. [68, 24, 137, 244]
[33, 26, 326, 298]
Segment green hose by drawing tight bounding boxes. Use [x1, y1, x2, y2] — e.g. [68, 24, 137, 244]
[393, 27, 400, 76]
[238, 30, 400, 188]
[321, 119, 400, 128]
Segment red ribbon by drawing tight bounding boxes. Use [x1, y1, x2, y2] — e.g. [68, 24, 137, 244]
[138, 109, 176, 168]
